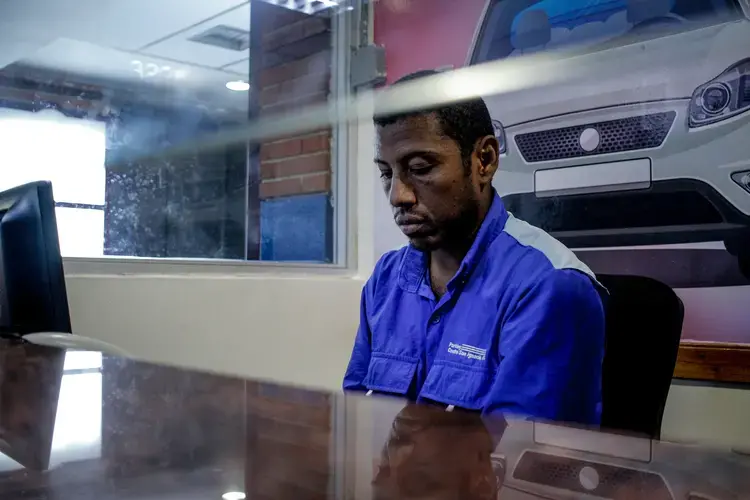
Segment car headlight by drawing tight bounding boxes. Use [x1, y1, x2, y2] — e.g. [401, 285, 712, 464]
[732, 170, 750, 193]
[689, 58, 750, 128]
[492, 119, 507, 154]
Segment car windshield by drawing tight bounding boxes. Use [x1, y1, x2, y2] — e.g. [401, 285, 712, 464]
[472, 0, 743, 63]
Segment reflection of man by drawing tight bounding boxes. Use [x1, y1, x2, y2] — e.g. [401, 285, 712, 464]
[372, 404, 501, 500]
[344, 70, 605, 425]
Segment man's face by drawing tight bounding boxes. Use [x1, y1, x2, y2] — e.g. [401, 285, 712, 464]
[375, 113, 491, 251]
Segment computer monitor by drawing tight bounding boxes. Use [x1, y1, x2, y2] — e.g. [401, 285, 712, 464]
[0, 181, 71, 336]
[0, 180, 70, 471]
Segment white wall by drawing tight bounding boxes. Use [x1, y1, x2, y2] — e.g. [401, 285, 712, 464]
[662, 383, 750, 450]
[372, 167, 406, 258]
[66, 273, 363, 391]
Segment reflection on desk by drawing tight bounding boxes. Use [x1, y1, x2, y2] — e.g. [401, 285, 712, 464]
[0, 350, 102, 472]
[0, 341, 748, 500]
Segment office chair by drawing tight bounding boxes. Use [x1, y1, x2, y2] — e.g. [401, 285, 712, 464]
[597, 274, 684, 440]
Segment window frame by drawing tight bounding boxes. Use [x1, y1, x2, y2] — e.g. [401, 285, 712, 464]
[63, 3, 363, 276]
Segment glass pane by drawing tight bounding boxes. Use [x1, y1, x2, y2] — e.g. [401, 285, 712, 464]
[0, 0, 348, 263]
[0, 108, 105, 205]
[55, 207, 105, 257]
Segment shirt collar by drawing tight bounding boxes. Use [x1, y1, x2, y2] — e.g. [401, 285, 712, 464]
[398, 191, 509, 294]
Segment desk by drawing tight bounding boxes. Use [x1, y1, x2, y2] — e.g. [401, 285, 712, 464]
[0, 341, 748, 500]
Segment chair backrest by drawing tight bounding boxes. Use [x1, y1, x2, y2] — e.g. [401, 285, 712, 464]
[597, 274, 684, 439]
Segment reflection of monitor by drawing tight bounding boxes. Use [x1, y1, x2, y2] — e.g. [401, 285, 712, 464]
[0, 181, 71, 336]
[0, 181, 70, 470]
[0, 344, 65, 471]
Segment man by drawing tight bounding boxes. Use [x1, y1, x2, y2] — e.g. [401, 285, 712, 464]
[344, 70, 605, 425]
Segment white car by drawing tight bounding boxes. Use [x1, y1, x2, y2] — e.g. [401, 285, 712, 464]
[469, 0, 750, 276]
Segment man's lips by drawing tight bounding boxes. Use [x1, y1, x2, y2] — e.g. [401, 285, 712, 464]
[395, 216, 430, 236]
[395, 214, 425, 225]
[398, 223, 429, 236]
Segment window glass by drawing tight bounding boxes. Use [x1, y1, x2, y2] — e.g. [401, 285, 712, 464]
[0, 0, 350, 263]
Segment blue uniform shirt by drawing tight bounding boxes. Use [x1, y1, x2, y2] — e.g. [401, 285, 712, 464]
[344, 192, 606, 425]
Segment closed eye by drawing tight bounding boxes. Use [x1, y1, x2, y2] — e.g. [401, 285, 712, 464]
[406, 155, 438, 175]
[409, 163, 435, 176]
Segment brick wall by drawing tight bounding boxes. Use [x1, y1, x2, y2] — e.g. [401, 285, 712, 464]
[257, 13, 333, 201]
[251, 1, 335, 261]
[260, 131, 331, 199]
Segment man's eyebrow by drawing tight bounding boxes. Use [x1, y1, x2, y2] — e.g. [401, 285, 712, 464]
[398, 150, 442, 163]
[375, 149, 443, 166]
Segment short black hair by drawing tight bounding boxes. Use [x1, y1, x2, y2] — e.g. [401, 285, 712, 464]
[374, 69, 495, 164]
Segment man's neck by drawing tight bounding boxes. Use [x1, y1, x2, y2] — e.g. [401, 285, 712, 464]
[430, 241, 472, 282]
[429, 191, 494, 296]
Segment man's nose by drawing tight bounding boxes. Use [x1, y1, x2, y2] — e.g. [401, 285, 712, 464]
[389, 175, 416, 208]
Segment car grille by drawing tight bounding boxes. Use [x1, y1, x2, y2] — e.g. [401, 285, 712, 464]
[512, 451, 672, 500]
[514, 111, 676, 163]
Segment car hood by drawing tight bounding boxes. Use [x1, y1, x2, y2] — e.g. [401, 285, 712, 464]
[480, 20, 750, 127]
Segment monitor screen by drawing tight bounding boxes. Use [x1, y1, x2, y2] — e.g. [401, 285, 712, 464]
[0, 181, 71, 336]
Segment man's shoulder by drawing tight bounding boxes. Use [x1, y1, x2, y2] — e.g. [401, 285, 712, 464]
[488, 213, 603, 297]
[532, 267, 604, 305]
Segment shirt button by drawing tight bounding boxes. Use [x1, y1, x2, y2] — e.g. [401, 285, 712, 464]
[430, 315, 441, 324]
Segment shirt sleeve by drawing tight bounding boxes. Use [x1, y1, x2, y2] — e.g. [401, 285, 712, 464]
[343, 283, 373, 392]
[485, 269, 605, 425]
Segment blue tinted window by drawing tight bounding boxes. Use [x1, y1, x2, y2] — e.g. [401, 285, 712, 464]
[474, 0, 740, 63]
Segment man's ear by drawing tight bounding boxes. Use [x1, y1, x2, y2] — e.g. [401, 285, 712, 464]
[474, 135, 500, 183]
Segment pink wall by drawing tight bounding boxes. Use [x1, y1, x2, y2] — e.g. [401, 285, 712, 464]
[374, 0, 487, 83]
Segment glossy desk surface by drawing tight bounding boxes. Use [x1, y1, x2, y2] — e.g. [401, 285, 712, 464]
[0, 340, 748, 500]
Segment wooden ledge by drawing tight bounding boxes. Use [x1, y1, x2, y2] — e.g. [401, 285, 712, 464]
[675, 342, 750, 384]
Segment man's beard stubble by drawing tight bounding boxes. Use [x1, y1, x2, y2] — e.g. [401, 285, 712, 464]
[424, 192, 484, 254]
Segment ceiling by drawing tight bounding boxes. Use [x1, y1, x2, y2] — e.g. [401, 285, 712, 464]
[0, 0, 339, 116]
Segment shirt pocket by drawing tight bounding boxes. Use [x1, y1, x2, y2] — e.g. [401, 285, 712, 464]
[363, 353, 418, 396]
[419, 361, 496, 411]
